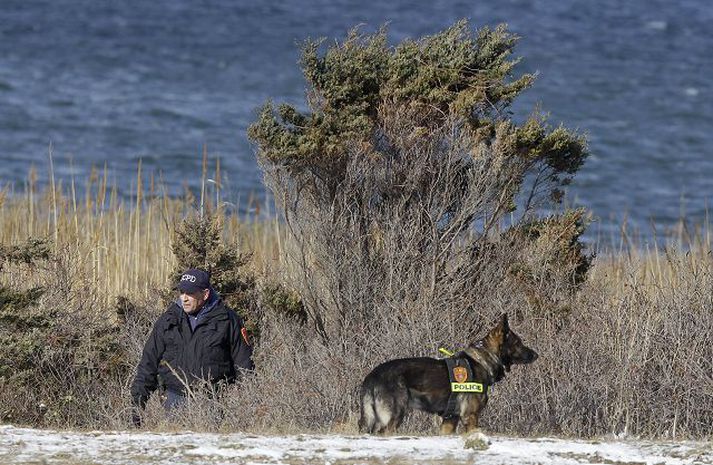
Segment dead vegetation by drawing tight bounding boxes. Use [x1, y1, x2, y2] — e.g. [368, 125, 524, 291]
[0, 179, 711, 438]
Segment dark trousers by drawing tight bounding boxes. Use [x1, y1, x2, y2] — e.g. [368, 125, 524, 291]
[164, 389, 186, 410]
[163, 388, 224, 426]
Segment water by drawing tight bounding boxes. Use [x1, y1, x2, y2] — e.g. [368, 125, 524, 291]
[1, 0, 711, 238]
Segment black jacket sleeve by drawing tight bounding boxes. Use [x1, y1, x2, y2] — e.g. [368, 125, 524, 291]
[130, 316, 166, 408]
[230, 313, 254, 374]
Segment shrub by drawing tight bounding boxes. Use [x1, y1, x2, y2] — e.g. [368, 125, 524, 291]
[171, 213, 258, 332]
[249, 20, 589, 343]
[0, 239, 131, 427]
[247, 20, 590, 430]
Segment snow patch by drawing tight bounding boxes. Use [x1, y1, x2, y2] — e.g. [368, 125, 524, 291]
[0, 425, 710, 465]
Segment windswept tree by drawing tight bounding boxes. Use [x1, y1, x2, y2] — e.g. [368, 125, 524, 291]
[248, 20, 589, 353]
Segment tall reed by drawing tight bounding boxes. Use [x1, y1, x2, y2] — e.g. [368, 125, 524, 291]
[0, 163, 281, 309]
[0, 161, 710, 438]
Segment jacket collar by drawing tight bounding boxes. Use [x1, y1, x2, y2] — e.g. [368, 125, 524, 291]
[170, 288, 228, 323]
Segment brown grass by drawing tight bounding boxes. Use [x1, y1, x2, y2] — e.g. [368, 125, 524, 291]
[0, 168, 711, 439]
[0, 166, 282, 308]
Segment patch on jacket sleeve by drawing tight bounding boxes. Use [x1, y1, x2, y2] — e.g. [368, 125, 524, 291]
[240, 327, 250, 346]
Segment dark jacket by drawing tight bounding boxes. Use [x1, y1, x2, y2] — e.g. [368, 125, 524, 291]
[130, 296, 253, 407]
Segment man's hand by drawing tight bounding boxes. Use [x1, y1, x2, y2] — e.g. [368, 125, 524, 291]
[131, 410, 142, 428]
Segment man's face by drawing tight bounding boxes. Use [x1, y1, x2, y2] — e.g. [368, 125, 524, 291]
[180, 289, 210, 314]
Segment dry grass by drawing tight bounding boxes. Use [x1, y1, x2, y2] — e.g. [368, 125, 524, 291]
[0, 166, 282, 309]
[0, 168, 711, 439]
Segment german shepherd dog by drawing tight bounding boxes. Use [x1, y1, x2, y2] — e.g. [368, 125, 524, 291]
[359, 314, 537, 434]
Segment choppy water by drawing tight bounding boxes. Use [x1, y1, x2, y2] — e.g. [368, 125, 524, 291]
[1, 0, 711, 238]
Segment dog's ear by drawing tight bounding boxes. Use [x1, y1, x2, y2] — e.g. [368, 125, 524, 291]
[484, 315, 507, 353]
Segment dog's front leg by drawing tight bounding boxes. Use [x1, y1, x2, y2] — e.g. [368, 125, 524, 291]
[462, 413, 480, 433]
[440, 416, 459, 434]
[462, 395, 487, 434]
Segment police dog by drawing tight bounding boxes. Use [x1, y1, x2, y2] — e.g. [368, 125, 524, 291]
[358, 314, 537, 435]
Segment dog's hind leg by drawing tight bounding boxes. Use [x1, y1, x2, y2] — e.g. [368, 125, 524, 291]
[359, 387, 377, 433]
[369, 385, 408, 434]
[373, 396, 395, 434]
[383, 406, 406, 434]
[378, 385, 408, 434]
[360, 385, 401, 434]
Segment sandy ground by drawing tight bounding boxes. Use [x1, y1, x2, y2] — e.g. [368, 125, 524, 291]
[0, 425, 711, 465]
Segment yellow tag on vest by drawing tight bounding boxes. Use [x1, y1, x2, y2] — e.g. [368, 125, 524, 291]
[451, 382, 484, 393]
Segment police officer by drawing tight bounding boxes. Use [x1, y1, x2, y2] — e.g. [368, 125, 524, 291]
[130, 268, 253, 423]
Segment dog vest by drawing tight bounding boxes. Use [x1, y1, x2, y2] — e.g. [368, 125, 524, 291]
[443, 356, 484, 418]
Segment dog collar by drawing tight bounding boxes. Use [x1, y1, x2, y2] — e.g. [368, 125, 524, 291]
[463, 346, 504, 383]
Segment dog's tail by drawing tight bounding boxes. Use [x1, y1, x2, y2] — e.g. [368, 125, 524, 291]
[358, 384, 377, 433]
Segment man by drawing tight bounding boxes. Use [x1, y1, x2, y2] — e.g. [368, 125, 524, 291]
[130, 268, 253, 422]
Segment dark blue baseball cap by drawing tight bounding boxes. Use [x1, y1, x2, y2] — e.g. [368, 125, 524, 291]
[177, 268, 210, 294]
